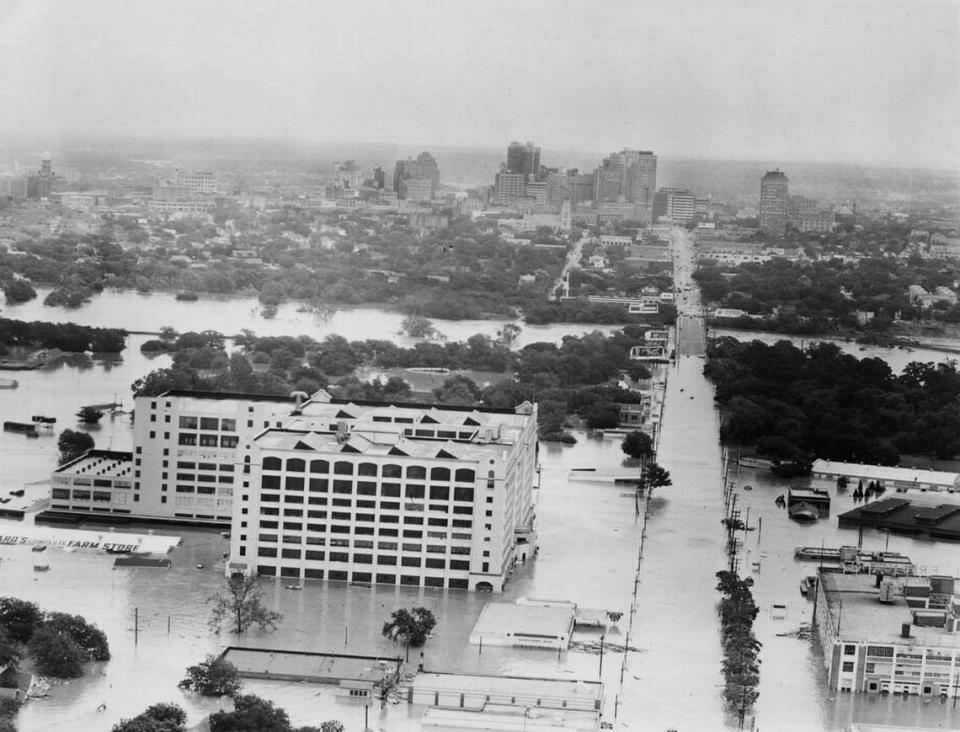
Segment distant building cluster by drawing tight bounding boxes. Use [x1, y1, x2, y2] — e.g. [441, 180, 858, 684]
[486, 141, 660, 224]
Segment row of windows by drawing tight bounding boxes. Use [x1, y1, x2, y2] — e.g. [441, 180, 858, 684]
[178, 416, 237, 431]
[256, 533, 471, 554]
[260, 476, 474, 502]
[261, 458, 477, 483]
[256, 547, 469, 569]
[177, 461, 234, 472]
[255, 566, 470, 588]
[178, 434, 239, 448]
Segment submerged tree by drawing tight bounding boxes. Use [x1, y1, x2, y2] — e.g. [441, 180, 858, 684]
[382, 606, 437, 659]
[179, 655, 242, 697]
[208, 574, 282, 634]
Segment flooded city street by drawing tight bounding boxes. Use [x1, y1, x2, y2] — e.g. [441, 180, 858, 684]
[2, 293, 959, 730]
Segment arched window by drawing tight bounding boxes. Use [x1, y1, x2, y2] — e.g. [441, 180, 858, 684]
[309, 459, 329, 473]
[286, 458, 306, 473]
[334, 461, 354, 475]
[407, 465, 427, 480]
[358, 462, 378, 477]
[383, 464, 402, 479]
[455, 469, 475, 483]
[262, 457, 282, 471]
[430, 467, 451, 482]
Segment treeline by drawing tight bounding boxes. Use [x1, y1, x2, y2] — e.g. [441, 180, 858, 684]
[695, 256, 960, 333]
[524, 300, 677, 326]
[716, 571, 761, 720]
[705, 337, 960, 470]
[133, 327, 655, 442]
[0, 317, 126, 354]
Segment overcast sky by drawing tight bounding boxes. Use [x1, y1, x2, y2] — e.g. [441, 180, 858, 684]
[1, 0, 958, 169]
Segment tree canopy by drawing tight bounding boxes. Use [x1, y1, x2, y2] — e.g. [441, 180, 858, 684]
[208, 575, 282, 634]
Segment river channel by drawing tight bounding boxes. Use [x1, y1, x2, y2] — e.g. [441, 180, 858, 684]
[1, 289, 959, 730]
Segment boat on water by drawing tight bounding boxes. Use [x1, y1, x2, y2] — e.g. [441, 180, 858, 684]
[0, 378, 18, 389]
[800, 575, 817, 596]
[33, 564, 50, 572]
[406, 367, 452, 375]
[31, 416, 56, 430]
[788, 502, 819, 523]
[3, 421, 38, 437]
[31, 545, 47, 553]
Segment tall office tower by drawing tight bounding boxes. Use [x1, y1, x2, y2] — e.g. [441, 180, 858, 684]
[507, 141, 541, 180]
[546, 170, 595, 209]
[759, 170, 789, 235]
[393, 152, 440, 200]
[594, 149, 657, 221]
[493, 171, 528, 205]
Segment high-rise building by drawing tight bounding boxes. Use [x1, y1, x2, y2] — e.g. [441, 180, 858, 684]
[393, 152, 439, 200]
[174, 169, 217, 194]
[507, 141, 541, 180]
[594, 149, 657, 221]
[759, 170, 789, 235]
[653, 188, 696, 224]
[546, 170, 595, 209]
[493, 172, 527, 205]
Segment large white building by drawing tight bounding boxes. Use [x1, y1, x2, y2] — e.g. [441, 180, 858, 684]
[227, 395, 539, 592]
[49, 390, 540, 592]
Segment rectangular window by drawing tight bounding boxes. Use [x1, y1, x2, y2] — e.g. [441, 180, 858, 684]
[425, 558, 445, 569]
[403, 515, 424, 525]
[178, 434, 196, 446]
[200, 417, 219, 430]
[429, 486, 449, 501]
[842, 662, 854, 673]
[306, 551, 325, 561]
[354, 554, 373, 564]
[199, 434, 219, 447]
[357, 482, 376, 495]
[220, 436, 238, 448]
[450, 560, 469, 570]
[404, 484, 425, 499]
[179, 416, 198, 429]
[309, 478, 329, 492]
[259, 534, 278, 543]
[329, 552, 349, 562]
[403, 530, 423, 538]
[257, 547, 277, 558]
[284, 494, 304, 504]
[285, 477, 304, 491]
[377, 554, 398, 566]
[221, 418, 236, 432]
[401, 556, 421, 567]
[282, 521, 303, 531]
[454, 487, 474, 502]
[333, 480, 352, 494]
[381, 484, 401, 498]
[281, 548, 301, 559]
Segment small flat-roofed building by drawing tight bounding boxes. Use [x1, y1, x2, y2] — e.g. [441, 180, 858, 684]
[814, 571, 960, 697]
[469, 602, 575, 649]
[811, 460, 960, 493]
[218, 647, 401, 690]
[49, 450, 136, 518]
[410, 671, 603, 715]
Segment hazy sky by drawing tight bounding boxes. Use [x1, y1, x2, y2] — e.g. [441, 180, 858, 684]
[1, 0, 958, 168]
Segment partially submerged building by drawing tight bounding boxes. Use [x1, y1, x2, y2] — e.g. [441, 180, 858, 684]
[814, 571, 960, 697]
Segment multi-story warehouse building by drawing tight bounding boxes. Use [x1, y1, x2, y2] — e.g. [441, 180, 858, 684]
[227, 396, 539, 592]
[47, 391, 540, 592]
[815, 571, 960, 697]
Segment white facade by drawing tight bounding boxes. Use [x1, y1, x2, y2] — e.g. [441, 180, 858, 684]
[228, 398, 539, 592]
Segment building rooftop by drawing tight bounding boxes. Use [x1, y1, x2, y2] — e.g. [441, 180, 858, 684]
[220, 647, 401, 686]
[413, 671, 602, 705]
[253, 426, 517, 463]
[838, 496, 960, 540]
[812, 459, 960, 488]
[819, 572, 959, 647]
[469, 603, 575, 646]
[54, 449, 134, 478]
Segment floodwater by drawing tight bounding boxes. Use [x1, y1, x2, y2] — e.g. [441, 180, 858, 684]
[2, 287, 626, 348]
[2, 292, 959, 730]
